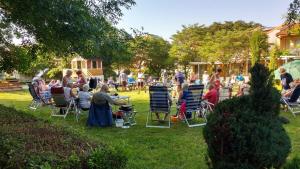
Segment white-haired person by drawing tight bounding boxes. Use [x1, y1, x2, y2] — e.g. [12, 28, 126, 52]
[78, 84, 92, 110]
[87, 84, 126, 127]
[63, 69, 73, 87]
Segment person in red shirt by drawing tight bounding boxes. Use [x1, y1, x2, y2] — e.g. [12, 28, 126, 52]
[203, 84, 218, 107]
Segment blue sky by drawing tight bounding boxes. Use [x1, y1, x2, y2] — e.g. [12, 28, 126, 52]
[117, 0, 292, 40]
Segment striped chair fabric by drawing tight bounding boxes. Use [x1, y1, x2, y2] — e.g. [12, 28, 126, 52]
[149, 86, 170, 113]
[185, 85, 204, 112]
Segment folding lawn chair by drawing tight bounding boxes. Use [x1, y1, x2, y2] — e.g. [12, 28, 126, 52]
[184, 84, 207, 127]
[28, 83, 48, 110]
[119, 105, 137, 126]
[74, 98, 90, 121]
[50, 87, 78, 119]
[146, 86, 171, 128]
[281, 86, 300, 117]
[219, 87, 231, 102]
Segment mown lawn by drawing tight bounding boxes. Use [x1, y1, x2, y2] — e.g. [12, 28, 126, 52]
[0, 90, 300, 169]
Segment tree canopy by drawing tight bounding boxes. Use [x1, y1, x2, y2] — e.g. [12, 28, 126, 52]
[170, 21, 261, 73]
[129, 33, 173, 77]
[249, 30, 269, 66]
[0, 0, 135, 73]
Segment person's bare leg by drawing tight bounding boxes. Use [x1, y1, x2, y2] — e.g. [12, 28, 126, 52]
[155, 113, 160, 120]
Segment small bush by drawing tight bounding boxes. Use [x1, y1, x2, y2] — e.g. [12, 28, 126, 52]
[203, 64, 291, 169]
[86, 146, 128, 169]
[0, 104, 128, 169]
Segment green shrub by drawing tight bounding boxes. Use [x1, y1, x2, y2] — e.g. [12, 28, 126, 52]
[86, 146, 128, 169]
[283, 157, 300, 169]
[203, 64, 291, 169]
[0, 104, 128, 169]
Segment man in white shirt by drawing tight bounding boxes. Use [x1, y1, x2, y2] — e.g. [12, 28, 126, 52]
[137, 69, 145, 93]
[119, 71, 128, 91]
[202, 71, 209, 89]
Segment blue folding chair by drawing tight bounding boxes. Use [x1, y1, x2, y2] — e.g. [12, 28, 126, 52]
[28, 83, 48, 111]
[146, 86, 171, 128]
[184, 84, 206, 127]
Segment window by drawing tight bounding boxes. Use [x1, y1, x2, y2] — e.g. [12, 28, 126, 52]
[296, 39, 300, 47]
[77, 61, 81, 69]
[92, 60, 97, 69]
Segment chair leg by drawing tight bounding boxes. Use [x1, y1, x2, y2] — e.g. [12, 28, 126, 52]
[146, 111, 171, 128]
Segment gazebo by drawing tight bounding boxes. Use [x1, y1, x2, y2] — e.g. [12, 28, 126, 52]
[64, 56, 103, 79]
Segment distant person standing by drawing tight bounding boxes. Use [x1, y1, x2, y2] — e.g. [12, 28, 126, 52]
[189, 72, 197, 84]
[137, 69, 145, 93]
[161, 69, 168, 86]
[119, 71, 128, 91]
[76, 70, 87, 90]
[175, 70, 185, 92]
[202, 71, 210, 88]
[280, 68, 293, 92]
[210, 68, 223, 96]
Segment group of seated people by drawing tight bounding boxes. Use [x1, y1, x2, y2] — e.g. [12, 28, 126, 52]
[31, 69, 129, 127]
[280, 68, 300, 100]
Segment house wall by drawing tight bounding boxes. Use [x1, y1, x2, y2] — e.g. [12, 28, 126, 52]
[279, 36, 300, 50]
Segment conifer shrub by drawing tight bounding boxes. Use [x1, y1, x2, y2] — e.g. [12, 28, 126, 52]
[203, 63, 291, 169]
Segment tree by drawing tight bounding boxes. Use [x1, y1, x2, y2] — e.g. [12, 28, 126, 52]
[203, 63, 291, 169]
[130, 34, 173, 77]
[287, 0, 300, 24]
[0, 0, 135, 73]
[268, 46, 280, 71]
[170, 21, 261, 75]
[170, 24, 207, 75]
[249, 30, 269, 66]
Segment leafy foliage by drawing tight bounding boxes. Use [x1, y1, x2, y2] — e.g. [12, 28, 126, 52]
[170, 21, 261, 74]
[0, 0, 135, 73]
[269, 46, 281, 71]
[250, 30, 269, 66]
[130, 33, 173, 76]
[287, 0, 300, 24]
[203, 64, 291, 169]
[0, 104, 128, 169]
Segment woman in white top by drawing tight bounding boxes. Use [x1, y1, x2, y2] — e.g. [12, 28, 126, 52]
[202, 71, 210, 89]
[137, 70, 145, 92]
[63, 83, 76, 102]
[78, 84, 92, 109]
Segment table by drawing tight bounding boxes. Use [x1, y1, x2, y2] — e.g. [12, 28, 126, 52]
[110, 95, 130, 104]
[110, 95, 130, 111]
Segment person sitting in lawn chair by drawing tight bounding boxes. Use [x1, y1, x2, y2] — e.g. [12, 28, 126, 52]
[87, 84, 126, 127]
[32, 77, 52, 104]
[282, 80, 300, 98]
[177, 83, 189, 120]
[203, 84, 218, 108]
[281, 80, 300, 116]
[78, 84, 92, 110]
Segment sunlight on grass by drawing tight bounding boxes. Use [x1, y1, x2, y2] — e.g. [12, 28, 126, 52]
[0, 90, 300, 169]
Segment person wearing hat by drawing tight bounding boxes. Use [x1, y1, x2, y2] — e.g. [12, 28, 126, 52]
[78, 84, 92, 110]
[280, 68, 293, 92]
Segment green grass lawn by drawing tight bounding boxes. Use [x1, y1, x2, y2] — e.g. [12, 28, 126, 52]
[0, 90, 300, 169]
